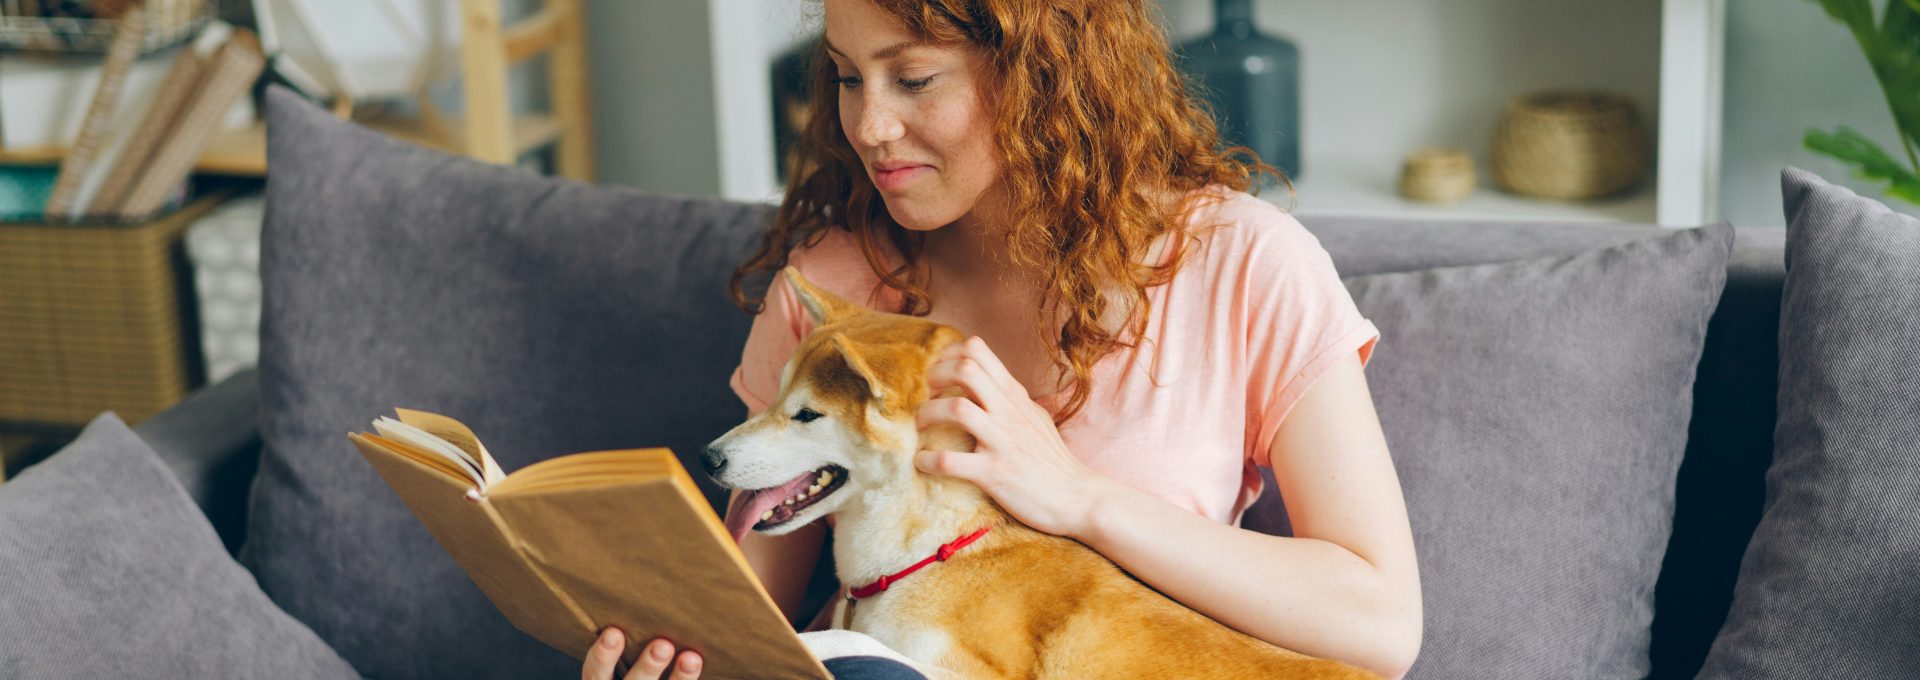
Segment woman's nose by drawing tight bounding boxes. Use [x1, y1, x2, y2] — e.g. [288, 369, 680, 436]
[849, 98, 905, 148]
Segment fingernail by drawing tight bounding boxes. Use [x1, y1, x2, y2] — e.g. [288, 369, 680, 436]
[682, 654, 702, 672]
[651, 641, 672, 662]
[599, 629, 620, 649]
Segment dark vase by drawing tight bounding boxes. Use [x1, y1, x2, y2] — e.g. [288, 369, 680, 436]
[1174, 0, 1302, 180]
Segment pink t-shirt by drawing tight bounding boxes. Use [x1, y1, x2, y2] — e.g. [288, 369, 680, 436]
[728, 187, 1378, 526]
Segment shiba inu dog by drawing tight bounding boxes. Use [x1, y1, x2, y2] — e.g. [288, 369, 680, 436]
[702, 266, 1380, 679]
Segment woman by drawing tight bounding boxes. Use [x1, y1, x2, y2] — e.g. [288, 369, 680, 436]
[585, 1, 1421, 678]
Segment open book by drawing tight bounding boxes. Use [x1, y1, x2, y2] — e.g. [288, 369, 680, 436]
[348, 408, 830, 679]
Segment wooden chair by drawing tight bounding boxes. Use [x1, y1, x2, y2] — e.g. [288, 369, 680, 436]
[417, 0, 596, 181]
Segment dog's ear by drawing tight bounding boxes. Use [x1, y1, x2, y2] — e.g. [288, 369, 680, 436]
[783, 265, 861, 326]
[828, 332, 887, 400]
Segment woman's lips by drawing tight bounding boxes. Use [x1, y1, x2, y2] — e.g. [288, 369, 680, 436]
[874, 164, 931, 192]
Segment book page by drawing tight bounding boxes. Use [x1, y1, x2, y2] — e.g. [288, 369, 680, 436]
[372, 416, 484, 489]
[394, 408, 507, 487]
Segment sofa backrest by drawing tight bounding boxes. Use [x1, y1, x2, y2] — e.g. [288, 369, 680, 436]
[1303, 214, 1786, 680]
[253, 83, 1778, 680]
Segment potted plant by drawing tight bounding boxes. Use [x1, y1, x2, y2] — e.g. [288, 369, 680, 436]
[1804, 0, 1920, 204]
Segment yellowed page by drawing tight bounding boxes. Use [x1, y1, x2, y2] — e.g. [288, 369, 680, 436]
[357, 432, 472, 483]
[394, 407, 507, 487]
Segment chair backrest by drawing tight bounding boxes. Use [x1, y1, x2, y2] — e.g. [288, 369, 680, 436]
[458, 0, 596, 181]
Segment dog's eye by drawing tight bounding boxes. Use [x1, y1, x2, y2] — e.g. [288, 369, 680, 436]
[793, 408, 823, 423]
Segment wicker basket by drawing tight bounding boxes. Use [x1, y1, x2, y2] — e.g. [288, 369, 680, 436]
[0, 0, 211, 54]
[0, 190, 227, 428]
[1399, 147, 1477, 203]
[1489, 90, 1649, 200]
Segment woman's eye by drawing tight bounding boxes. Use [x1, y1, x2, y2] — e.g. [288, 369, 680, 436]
[899, 76, 934, 92]
[793, 408, 824, 423]
[832, 75, 862, 90]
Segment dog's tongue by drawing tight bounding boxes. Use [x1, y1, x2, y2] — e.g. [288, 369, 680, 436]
[722, 469, 819, 545]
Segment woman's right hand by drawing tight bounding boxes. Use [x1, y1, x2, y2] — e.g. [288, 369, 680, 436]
[582, 627, 703, 680]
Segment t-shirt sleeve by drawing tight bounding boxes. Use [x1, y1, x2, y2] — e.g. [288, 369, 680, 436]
[1243, 212, 1380, 468]
[730, 268, 811, 418]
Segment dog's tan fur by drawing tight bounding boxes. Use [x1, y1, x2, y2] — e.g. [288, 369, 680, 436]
[705, 266, 1379, 680]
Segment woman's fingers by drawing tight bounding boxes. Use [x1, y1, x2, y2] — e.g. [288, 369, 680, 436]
[929, 339, 1028, 409]
[584, 629, 702, 680]
[917, 396, 1008, 450]
[917, 395, 985, 430]
[583, 628, 624, 680]
[667, 650, 704, 679]
[928, 357, 1004, 413]
[955, 336, 1028, 400]
[916, 448, 993, 483]
[622, 638, 679, 680]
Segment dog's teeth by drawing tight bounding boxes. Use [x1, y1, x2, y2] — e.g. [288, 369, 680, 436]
[760, 510, 773, 521]
[783, 498, 794, 505]
[808, 483, 822, 494]
[820, 470, 835, 484]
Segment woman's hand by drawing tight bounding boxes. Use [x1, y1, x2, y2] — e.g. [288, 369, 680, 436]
[915, 336, 1116, 538]
[582, 627, 702, 680]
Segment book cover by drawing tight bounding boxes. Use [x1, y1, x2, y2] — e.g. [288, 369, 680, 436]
[349, 408, 830, 680]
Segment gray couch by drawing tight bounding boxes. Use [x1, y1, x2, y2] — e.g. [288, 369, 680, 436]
[133, 225, 1788, 680]
[13, 84, 1912, 678]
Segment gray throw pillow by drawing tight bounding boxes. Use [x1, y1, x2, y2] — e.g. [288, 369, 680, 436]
[246, 87, 775, 677]
[1245, 222, 1735, 678]
[1695, 168, 1920, 678]
[0, 412, 359, 679]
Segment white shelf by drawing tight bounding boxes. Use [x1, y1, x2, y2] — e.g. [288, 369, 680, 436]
[686, 0, 1719, 225]
[1283, 159, 1658, 224]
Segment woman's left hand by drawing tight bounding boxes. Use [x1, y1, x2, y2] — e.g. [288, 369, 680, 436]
[915, 336, 1114, 538]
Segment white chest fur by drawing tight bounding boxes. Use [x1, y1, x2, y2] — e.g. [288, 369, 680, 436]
[836, 593, 958, 667]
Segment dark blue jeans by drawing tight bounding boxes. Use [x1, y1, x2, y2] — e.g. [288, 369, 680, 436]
[820, 655, 929, 679]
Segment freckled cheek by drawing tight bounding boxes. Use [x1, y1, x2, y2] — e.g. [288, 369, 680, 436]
[921, 102, 999, 189]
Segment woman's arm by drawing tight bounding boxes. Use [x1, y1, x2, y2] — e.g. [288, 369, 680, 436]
[1072, 351, 1422, 679]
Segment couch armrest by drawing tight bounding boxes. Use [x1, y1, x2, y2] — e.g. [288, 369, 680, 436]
[134, 368, 261, 554]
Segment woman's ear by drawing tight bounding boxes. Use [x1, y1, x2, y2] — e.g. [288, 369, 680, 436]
[785, 265, 863, 326]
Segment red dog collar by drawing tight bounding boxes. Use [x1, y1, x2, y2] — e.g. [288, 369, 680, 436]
[848, 527, 991, 600]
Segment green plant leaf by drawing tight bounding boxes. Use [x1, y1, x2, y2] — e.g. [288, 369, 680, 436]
[1814, 0, 1878, 43]
[1805, 126, 1920, 204]
[1877, 0, 1920, 161]
[1809, 0, 1920, 177]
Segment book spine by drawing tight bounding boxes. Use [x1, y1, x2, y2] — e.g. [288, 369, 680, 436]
[41, 6, 147, 220]
[118, 29, 265, 219]
[86, 47, 206, 219]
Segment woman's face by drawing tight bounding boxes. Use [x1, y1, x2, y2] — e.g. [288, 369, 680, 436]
[823, 0, 1003, 233]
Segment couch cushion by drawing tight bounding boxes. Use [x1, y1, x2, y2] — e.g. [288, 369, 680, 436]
[0, 412, 358, 679]
[1695, 168, 1920, 678]
[246, 85, 774, 677]
[1302, 216, 1789, 679]
[1243, 222, 1735, 678]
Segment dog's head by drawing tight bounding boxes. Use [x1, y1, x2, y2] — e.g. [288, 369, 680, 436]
[707, 266, 970, 544]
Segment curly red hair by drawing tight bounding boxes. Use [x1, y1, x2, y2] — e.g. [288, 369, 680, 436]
[730, 0, 1289, 426]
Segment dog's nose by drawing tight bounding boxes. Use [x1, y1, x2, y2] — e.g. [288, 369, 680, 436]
[700, 445, 728, 476]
